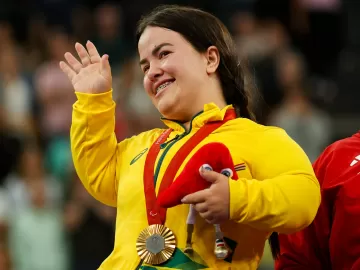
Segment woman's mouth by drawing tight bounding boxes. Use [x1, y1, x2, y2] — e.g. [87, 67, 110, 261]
[155, 80, 175, 96]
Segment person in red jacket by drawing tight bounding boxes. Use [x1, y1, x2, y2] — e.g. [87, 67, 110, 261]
[275, 131, 360, 270]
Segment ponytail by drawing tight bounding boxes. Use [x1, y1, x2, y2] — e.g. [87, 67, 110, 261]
[218, 51, 256, 121]
[268, 232, 280, 260]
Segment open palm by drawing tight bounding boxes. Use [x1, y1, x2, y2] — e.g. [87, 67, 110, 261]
[59, 41, 112, 94]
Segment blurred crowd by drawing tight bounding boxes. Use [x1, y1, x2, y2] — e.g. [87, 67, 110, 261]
[0, 0, 355, 269]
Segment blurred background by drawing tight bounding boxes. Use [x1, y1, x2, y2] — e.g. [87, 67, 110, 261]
[0, 0, 358, 269]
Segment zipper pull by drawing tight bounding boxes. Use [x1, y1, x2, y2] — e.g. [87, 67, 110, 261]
[160, 134, 180, 149]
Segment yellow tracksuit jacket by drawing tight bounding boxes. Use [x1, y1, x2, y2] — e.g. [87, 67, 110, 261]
[70, 91, 320, 270]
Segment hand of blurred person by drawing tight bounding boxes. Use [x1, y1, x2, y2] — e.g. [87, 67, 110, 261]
[59, 41, 112, 94]
[64, 202, 86, 231]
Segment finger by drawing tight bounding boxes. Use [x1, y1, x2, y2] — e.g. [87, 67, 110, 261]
[100, 54, 111, 79]
[86, 40, 101, 63]
[75, 42, 91, 67]
[194, 202, 208, 213]
[199, 211, 213, 222]
[64, 52, 83, 73]
[200, 166, 226, 184]
[181, 189, 208, 204]
[59, 61, 76, 82]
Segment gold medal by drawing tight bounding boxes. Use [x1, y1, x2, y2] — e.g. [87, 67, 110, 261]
[136, 224, 176, 265]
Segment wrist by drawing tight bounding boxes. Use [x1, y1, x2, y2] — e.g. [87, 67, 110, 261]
[74, 89, 115, 113]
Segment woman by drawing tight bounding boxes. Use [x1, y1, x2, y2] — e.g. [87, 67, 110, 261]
[60, 5, 320, 270]
[276, 131, 360, 270]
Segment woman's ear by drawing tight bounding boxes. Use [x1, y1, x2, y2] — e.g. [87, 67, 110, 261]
[205, 46, 220, 74]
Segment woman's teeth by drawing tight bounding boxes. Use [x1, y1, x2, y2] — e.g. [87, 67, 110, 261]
[156, 81, 173, 94]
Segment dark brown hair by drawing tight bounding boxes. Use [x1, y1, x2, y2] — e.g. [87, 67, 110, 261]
[136, 5, 280, 259]
[136, 5, 255, 121]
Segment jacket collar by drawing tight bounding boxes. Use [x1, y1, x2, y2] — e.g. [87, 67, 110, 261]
[161, 103, 234, 132]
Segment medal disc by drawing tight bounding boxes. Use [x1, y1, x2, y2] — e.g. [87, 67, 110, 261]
[136, 224, 176, 265]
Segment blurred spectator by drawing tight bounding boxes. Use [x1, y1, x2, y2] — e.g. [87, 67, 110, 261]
[232, 11, 288, 63]
[93, 3, 133, 72]
[232, 12, 291, 123]
[5, 144, 63, 212]
[268, 50, 331, 162]
[0, 47, 35, 138]
[5, 144, 68, 270]
[33, 28, 75, 141]
[8, 180, 68, 270]
[23, 16, 48, 72]
[32, 28, 75, 185]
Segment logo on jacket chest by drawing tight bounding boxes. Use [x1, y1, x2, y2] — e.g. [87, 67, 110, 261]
[130, 148, 148, 165]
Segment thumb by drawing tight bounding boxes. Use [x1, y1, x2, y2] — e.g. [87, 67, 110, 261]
[200, 165, 221, 184]
[100, 54, 111, 79]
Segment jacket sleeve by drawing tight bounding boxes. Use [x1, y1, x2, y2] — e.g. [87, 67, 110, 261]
[71, 90, 128, 207]
[229, 128, 321, 234]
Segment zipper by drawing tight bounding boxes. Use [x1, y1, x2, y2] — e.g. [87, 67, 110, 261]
[160, 134, 180, 149]
[154, 132, 185, 185]
[154, 110, 203, 186]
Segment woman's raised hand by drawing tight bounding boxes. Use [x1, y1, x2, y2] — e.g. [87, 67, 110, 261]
[60, 41, 112, 94]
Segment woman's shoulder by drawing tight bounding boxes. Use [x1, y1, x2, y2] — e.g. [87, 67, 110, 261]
[228, 117, 287, 137]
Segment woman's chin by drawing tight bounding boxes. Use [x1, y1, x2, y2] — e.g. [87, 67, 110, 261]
[157, 101, 178, 119]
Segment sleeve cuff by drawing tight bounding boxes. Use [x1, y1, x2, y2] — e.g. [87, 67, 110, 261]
[74, 90, 115, 113]
[229, 178, 248, 222]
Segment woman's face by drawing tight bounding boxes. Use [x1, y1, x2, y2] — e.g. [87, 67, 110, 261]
[138, 26, 209, 121]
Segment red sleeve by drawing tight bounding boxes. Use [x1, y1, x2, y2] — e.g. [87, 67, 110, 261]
[328, 172, 360, 269]
[276, 135, 360, 270]
[275, 145, 336, 270]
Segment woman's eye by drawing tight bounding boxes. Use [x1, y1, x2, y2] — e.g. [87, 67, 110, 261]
[142, 66, 149, 73]
[220, 168, 233, 178]
[159, 51, 170, 59]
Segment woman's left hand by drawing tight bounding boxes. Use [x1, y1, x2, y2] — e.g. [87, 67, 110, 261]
[181, 168, 230, 224]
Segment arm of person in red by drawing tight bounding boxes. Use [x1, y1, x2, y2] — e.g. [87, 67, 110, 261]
[276, 132, 360, 270]
[275, 143, 338, 269]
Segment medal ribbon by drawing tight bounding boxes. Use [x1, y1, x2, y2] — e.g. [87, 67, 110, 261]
[143, 109, 236, 225]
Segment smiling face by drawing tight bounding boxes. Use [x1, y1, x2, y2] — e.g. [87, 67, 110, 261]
[138, 26, 213, 121]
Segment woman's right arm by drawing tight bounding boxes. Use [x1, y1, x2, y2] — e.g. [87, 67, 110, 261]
[60, 41, 122, 207]
[71, 90, 120, 206]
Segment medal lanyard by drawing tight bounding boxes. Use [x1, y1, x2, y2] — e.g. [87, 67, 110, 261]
[143, 109, 236, 225]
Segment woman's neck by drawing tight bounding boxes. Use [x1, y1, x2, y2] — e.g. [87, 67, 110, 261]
[183, 121, 191, 131]
[182, 99, 227, 132]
